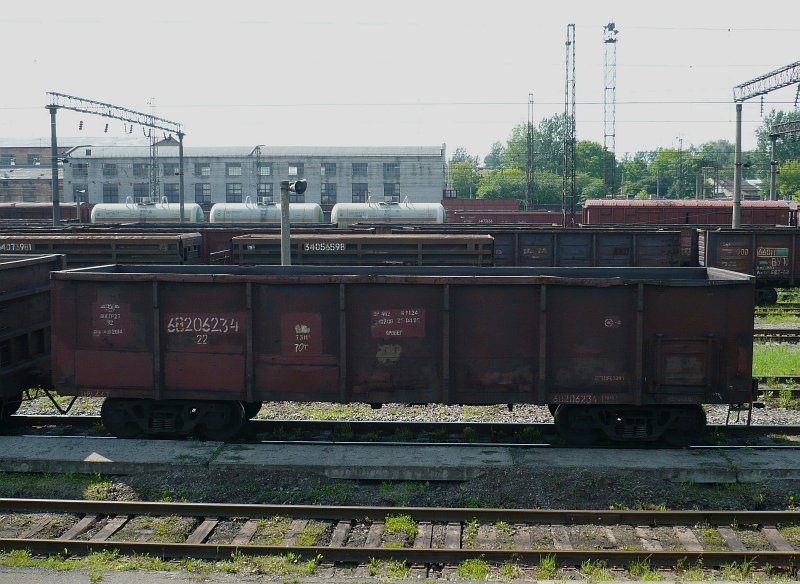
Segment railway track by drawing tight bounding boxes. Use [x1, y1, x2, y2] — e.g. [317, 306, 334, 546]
[755, 304, 800, 319]
[754, 328, 800, 343]
[0, 499, 798, 574]
[6, 416, 800, 444]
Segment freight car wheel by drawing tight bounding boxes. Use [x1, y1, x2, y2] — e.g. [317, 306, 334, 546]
[196, 401, 245, 441]
[553, 405, 601, 445]
[661, 405, 707, 446]
[101, 398, 144, 439]
[241, 401, 262, 419]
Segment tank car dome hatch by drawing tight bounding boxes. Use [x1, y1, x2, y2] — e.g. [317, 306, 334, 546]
[330, 201, 445, 227]
[209, 198, 324, 223]
[91, 197, 205, 223]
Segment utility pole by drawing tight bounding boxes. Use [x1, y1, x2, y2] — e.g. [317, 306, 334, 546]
[732, 60, 800, 228]
[602, 22, 619, 198]
[525, 93, 534, 210]
[562, 23, 577, 226]
[46, 92, 185, 225]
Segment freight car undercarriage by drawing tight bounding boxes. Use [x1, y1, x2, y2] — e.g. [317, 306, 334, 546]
[83, 396, 716, 444]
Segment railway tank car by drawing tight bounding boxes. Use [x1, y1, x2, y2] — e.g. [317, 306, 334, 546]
[331, 201, 445, 227]
[91, 198, 205, 224]
[50, 264, 755, 444]
[209, 199, 324, 223]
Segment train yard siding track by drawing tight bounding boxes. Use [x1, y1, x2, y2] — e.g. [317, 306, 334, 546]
[7, 416, 800, 443]
[754, 328, 800, 343]
[0, 499, 798, 570]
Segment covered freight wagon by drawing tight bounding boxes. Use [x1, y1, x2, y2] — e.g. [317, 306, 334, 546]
[50, 265, 755, 443]
[1, 254, 65, 420]
[582, 199, 792, 226]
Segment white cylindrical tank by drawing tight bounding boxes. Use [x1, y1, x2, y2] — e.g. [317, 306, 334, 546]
[209, 199, 324, 223]
[91, 198, 205, 223]
[330, 201, 445, 227]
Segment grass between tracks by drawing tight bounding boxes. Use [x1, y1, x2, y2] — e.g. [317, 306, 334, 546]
[753, 344, 800, 376]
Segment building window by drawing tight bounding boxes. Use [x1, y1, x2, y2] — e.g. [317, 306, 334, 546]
[321, 183, 337, 205]
[73, 184, 88, 202]
[194, 163, 211, 177]
[321, 163, 337, 178]
[133, 183, 149, 199]
[163, 163, 178, 177]
[258, 163, 272, 176]
[383, 162, 400, 178]
[102, 184, 119, 203]
[27, 154, 41, 166]
[352, 163, 368, 178]
[352, 183, 368, 203]
[73, 162, 89, 178]
[258, 183, 273, 202]
[226, 163, 242, 177]
[102, 163, 118, 178]
[195, 183, 211, 204]
[289, 191, 305, 203]
[22, 186, 37, 202]
[133, 163, 149, 178]
[163, 183, 179, 203]
[384, 182, 400, 202]
[1, 155, 15, 166]
[226, 183, 243, 202]
[288, 163, 304, 178]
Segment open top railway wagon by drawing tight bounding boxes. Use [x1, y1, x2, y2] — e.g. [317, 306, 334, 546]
[50, 264, 755, 444]
[0, 254, 65, 420]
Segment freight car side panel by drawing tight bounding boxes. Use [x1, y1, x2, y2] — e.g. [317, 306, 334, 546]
[346, 285, 443, 404]
[642, 284, 753, 403]
[546, 286, 637, 404]
[253, 284, 341, 401]
[449, 285, 539, 403]
[52, 281, 155, 395]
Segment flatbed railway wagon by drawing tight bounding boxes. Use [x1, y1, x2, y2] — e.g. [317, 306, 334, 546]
[699, 228, 800, 303]
[0, 233, 203, 267]
[231, 234, 495, 266]
[1, 254, 65, 420]
[50, 265, 755, 443]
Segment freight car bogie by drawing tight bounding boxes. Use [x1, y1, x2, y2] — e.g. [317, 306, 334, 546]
[554, 404, 706, 444]
[101, 398, 246, 440]
[756, 287, 779, 305]
[0, 393, 23, 421]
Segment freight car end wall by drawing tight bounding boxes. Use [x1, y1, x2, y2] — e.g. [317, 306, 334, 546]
[0, 254, 65, 420]
[50, 265, 754, 443]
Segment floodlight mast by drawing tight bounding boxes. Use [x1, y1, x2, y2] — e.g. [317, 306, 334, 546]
[731, 60, 800, 228]
[46, 92, 185, 226]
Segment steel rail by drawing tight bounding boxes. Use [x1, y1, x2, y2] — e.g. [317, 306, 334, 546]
[0, 538, 797, 567]
[2, 499, 800, 525]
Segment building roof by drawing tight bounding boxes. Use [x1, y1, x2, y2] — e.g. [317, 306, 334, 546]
[64, 145, 445, 159]
[0, 136, 150, 149]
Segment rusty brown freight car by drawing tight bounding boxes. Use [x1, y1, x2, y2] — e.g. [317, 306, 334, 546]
[582, 199, 792, 226]
[50, 265, 755, 443]
[231, 234, 494, 266]
[699, 228, 800, 303]
[0, 254, 65, 420]
[0, 233, 202, 267]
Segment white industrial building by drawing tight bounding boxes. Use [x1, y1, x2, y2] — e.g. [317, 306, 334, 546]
[62, 143, 447, 209]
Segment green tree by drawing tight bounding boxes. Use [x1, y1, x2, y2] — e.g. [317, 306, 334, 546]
[619, 153, 651, 198]
[777, 159, 800, 200]
[575, 141, 607, 179]
[483, 142, 504, 169]
[754, 110, 800, 183]
[451, 160, 481, 199]
[450, 147, 480, 165]
[476, 168, 525, 201]
[499, 115, 567, 175]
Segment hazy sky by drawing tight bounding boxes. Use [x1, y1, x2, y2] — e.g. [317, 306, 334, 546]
[2, 0, 799, 161]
